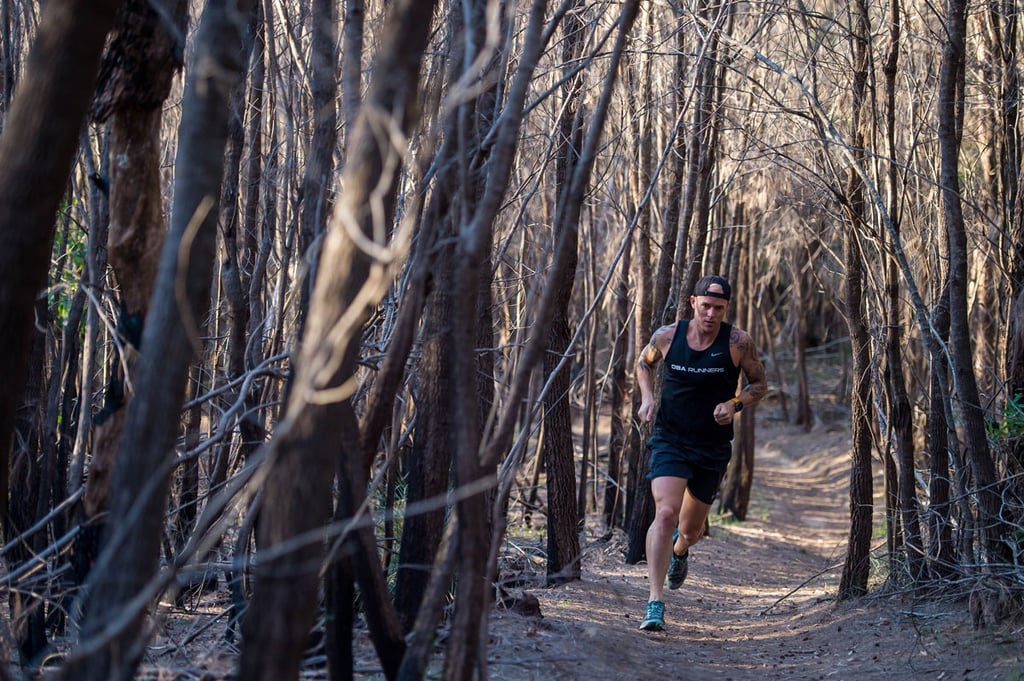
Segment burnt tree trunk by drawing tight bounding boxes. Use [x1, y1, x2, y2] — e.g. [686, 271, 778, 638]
[938, 0, 1010, 565]
[391, 4, 466, 629]
[838, 0, 875, 600]
[81, 0, 188, 548]
[927, 283, 957, 578]
[543, 0, 586, 586]
[58, 2, 257, 679]
[0, 0, 121, 544]
[8, 304, 49, 664]
[719, 221, 758, 519]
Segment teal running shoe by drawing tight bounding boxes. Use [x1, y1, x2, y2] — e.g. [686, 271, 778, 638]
[639, 599, 665, 631]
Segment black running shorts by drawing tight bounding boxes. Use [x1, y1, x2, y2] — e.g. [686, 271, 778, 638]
[646, 439, 731, 505]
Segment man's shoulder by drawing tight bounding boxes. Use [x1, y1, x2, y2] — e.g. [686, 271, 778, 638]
[653, 321, 681, 345]
[727, 323, 751, 343]
[727, 324, 758, 358]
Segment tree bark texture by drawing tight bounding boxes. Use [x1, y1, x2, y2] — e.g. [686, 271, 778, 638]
[391, 3, 464, 628]
[719, 222, 757, 519]
[927, 283, 957, 578]
[58, 2, 256, 679]
[78, 0, 189, 572]
[238, 2, 439, 679]
[543, 0, 586, 586]
[0, 0, 121, 543]
[838, 0, 874, 600]
[938, 0, 1009, 565]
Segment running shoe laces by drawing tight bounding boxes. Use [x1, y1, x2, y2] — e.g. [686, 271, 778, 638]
[639, 599, 665, 631]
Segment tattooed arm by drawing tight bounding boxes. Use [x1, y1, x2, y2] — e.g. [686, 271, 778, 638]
[728, 326, 768, 411]
[636, 323, 676, 423]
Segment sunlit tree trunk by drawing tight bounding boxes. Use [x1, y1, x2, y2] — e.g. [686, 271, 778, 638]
[238, 2, 438, 679]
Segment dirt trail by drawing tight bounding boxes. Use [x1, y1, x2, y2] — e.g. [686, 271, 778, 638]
[482, 420, 1024, 681]
[151, 415, 1022, 679]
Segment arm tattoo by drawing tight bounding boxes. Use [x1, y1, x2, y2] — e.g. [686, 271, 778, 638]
[731, 327, 768, 401]
[741, 363, 768, 400]
[637, 342, 662, 373]
[638, 325, 671, 372]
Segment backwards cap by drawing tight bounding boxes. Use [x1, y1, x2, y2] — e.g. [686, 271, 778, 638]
[693, 275, 731, 301]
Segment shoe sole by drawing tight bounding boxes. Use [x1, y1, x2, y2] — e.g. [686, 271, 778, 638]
[667, 549, 688, 590]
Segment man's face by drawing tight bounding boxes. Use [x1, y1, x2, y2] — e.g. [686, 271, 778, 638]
[690, 295, 729, 330]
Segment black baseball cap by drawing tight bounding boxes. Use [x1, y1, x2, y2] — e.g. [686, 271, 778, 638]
[693, 275, 731, 301]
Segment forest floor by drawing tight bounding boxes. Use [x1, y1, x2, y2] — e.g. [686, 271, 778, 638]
[470, 412, 1024, 681]
[142, 400, 1024, 680]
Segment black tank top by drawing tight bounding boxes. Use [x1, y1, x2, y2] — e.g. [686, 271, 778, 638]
[654, 320, 741, 446]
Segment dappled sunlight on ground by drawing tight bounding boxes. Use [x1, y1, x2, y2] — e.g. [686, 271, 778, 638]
[144, 419, 1023, 680]
[482, 419, 1023, 680]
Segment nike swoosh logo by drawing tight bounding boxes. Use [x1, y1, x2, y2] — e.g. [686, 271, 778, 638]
[711, 352, 723, 357]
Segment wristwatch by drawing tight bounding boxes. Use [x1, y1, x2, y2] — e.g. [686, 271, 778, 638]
[731, 397, 743, 412]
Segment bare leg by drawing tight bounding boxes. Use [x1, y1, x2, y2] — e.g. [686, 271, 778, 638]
[674, 489, 712, 556]
[646, 476, 686, 604]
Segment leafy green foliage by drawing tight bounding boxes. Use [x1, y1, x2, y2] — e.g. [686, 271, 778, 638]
[49, 195, 89, 327]
[988, 394, 1024, 461]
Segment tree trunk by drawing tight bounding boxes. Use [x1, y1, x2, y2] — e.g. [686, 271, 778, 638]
[792, 246, 813, 430]
[442, 0, 534, 675]
[651, 20, 689, 328]
[543, 0, 586, 586]
[295, 0, 338, 333]
[0, 0, 13, 116]
[341, 0, 365, 149]
[393, 243, 455, 628]
[838, 239, 875, 599]
[604, 231, 633, 530]
[390, 3, 467, 630]
[79, 1, 189, 561]
[58, 2, 257, 679]
[927, 282, 957, 579]
[238, 2, 438, 679]
[679, 1, 729, 315]
[838, 0, 875, 600]
[993, 0, 1024, 406]
[605, 25, 653, 532]
[938, 0, 1009, 565]
[719, 219, 757, 519]
[0, 0, 120, 543]
[8, 305, 49, 664]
